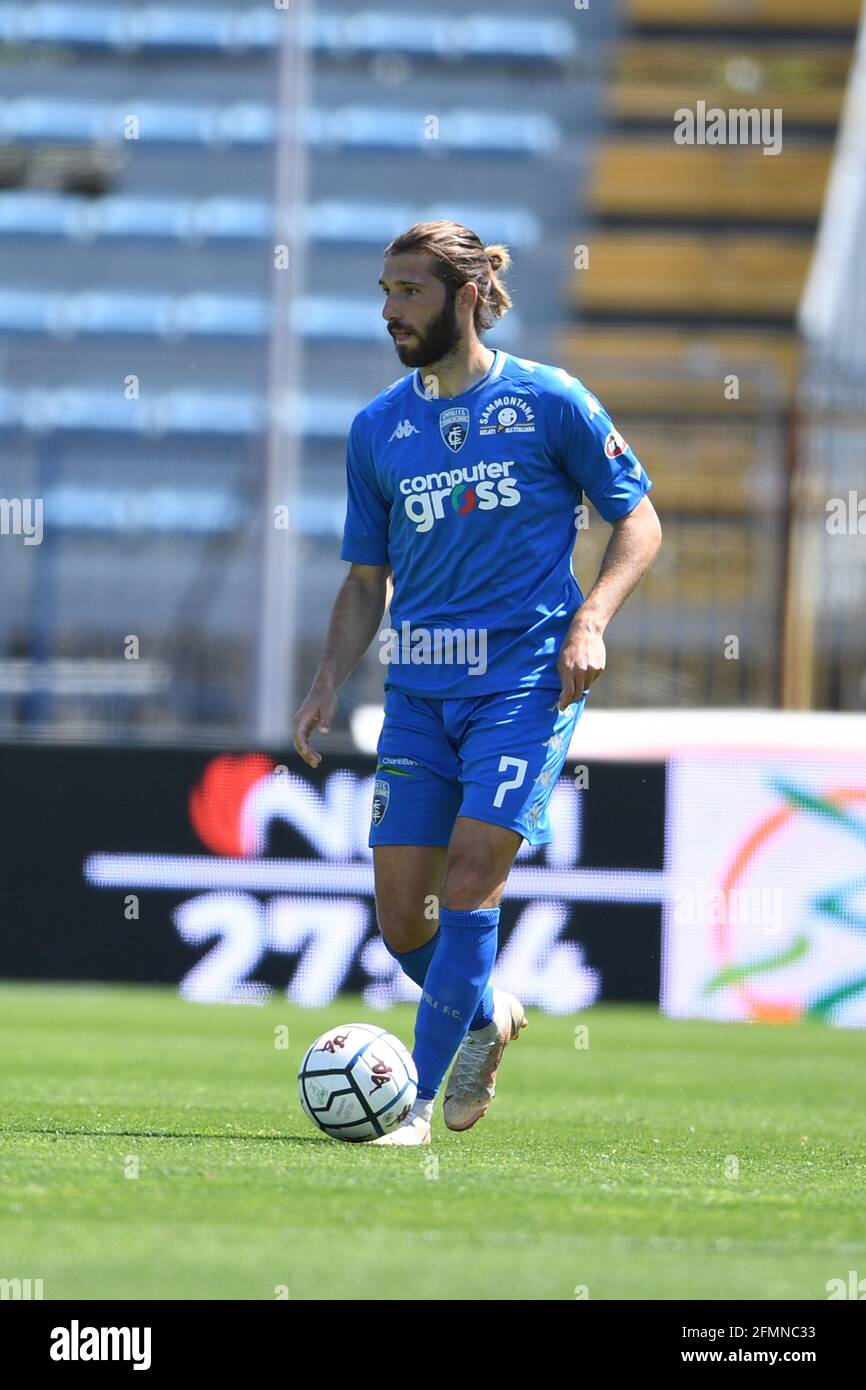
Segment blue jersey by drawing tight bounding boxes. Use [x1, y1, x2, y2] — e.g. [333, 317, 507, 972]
[339, 349, 653, 696]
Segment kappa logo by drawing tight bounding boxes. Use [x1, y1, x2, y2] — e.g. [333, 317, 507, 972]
[389, 419, 420, 442]
[439, 406, 469, 453]
[369, 1055, 395, 1090]
[479, 394, 535, 436]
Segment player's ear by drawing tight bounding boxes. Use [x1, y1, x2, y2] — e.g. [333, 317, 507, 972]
[457, 281, 478, 314]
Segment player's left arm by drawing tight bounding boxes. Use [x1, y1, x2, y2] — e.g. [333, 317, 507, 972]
[557, 495, 662, 711]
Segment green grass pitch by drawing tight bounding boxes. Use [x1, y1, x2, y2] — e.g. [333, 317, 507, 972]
[1, 982, 864, 1300]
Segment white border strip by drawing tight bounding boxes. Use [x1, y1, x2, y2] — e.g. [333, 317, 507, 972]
[799, 5, 866, 353]
[84, 853, 665, 901]
[352, 703, 866, 762]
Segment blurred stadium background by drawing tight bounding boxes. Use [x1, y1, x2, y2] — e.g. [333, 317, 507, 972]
[1, 0, 866, 1029]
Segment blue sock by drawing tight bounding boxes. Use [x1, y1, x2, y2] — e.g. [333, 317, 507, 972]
[384, 929, 495, 1032]
[411, 907, 500, 1100]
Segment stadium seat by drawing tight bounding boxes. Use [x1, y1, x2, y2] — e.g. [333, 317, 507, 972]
[308, 200, 540, 246]
[609, 42, 850, 127]
[0, 386, 359, 438]
[0, 97, 559, 154]
[608, 419, 782, 514]
[0, 5, 577, 63]
[624, 0, 862, 30]
[572, 232, 811, 318]
[592, 142, 831, 222]
[0, 286, 517, 341]
[576, 517, 761, 603]
[557, 327, 801, 412]
[0, 192, 540, 246]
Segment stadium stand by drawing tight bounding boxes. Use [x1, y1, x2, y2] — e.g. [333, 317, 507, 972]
[564, 0, 861, 708]
[0, 0, 589, 737]
[0, 0, 861, 734]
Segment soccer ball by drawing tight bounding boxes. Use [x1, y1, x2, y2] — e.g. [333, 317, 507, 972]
[298, 1024, 418, 1142]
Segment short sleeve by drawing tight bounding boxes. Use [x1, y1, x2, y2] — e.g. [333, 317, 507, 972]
[554, 380, 653, 523]
[339, 413, 390, 565]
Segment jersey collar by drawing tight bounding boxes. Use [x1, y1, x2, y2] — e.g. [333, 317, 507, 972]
[411, 348, 505, 401]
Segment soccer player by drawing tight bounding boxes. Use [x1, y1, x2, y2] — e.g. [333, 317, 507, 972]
[293, 221, 662, 1145]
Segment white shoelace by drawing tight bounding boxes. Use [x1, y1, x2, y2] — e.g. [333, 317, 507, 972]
[449, 1028, 500, 1097]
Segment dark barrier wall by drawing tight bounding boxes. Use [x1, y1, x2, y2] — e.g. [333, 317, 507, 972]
[0, 745, 665, 1012]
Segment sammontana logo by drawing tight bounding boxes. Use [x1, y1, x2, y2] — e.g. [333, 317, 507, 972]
[479, 395, 535, 436]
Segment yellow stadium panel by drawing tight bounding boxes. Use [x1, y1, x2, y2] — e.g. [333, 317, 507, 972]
[573, 519, 759, 605]
[572, 232, 811, 316]
[556, 326, 801, 412]
[609, 43, 850, 126]
[592, 142, 831, 221]
[611, 419, 776, 512]
[626, 0, 862, 30]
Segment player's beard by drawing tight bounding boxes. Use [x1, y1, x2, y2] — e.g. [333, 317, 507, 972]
[389, 283, 462, 369]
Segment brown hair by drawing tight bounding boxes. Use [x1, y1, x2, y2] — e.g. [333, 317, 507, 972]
[383, 220, 513, 333]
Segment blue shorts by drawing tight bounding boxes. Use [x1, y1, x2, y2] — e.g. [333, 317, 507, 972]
[368, 684, 586, 848]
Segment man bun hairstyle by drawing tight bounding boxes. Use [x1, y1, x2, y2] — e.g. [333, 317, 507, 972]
[383, 220, 513, 333]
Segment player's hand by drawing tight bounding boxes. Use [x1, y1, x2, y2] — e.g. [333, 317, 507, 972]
[292, 681, 337, 768]
[556, 622, 606, 710]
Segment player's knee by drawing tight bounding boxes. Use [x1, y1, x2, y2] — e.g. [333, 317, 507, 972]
[376, 905, 435, 955]
[439, 853, 497, 912]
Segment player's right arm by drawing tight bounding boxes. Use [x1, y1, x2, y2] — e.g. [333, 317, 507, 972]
[292, 562, 391, 768]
